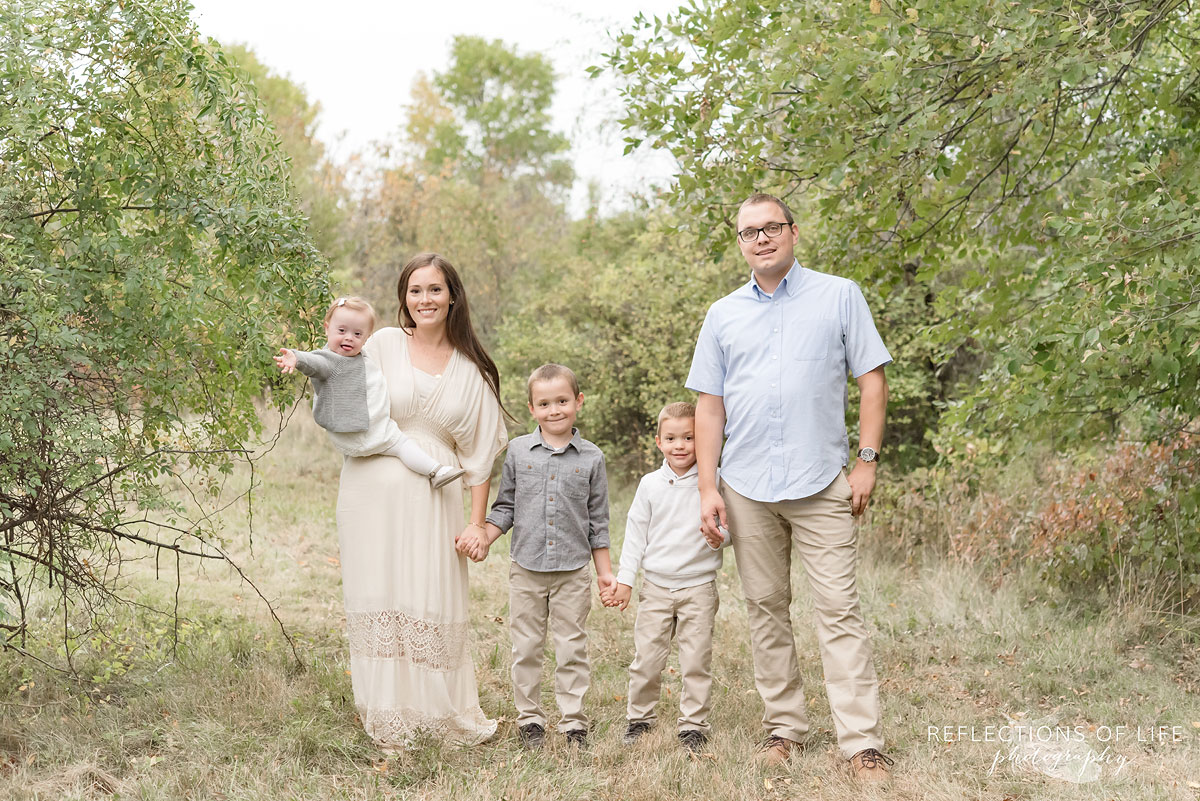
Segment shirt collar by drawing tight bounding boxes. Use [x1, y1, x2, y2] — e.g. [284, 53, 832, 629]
[529, 426, 582, 452]
[659, 459, 699, 481]
[749, 260, 803, 300]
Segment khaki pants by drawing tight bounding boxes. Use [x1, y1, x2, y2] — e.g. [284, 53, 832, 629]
[626, 579, 719, 732]
[723, 474, 883, 757]
[508, 562, 592, 732]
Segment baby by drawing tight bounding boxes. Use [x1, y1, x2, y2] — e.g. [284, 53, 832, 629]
[274, 296, 464, 488]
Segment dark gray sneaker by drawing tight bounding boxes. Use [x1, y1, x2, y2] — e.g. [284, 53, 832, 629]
[622, 720, 652, 745]
[518, 722, 545, 750]
[565, 729, 589, 750]
[679, 729, 708, 753]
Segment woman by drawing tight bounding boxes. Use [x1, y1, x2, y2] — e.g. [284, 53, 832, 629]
[336, 252, 507, 747]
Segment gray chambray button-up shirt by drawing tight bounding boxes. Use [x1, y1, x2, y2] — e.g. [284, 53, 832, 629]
[485, 427, 610, 572]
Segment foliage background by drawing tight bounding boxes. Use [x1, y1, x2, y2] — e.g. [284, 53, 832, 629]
[2, 7, 1198, 788]
[1, 0, 328, 652]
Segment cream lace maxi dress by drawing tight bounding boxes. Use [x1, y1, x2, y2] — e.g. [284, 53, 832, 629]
[335, 326, 507, 747]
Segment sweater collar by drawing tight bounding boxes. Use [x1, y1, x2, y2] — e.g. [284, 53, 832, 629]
[659, 459, 699, 484]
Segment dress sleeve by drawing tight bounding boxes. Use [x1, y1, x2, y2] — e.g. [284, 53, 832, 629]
[456, 374, 509, 486]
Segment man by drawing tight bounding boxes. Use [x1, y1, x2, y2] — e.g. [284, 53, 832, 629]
[686, 193, 894, 781]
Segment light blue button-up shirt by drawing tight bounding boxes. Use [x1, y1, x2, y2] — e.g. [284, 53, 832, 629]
[686, 261, 892, 503]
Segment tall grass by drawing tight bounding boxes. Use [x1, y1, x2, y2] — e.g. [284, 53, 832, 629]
[2, 409, 1199, 800]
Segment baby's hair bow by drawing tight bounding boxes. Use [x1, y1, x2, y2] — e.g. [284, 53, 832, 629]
[335, 297, 347, 307]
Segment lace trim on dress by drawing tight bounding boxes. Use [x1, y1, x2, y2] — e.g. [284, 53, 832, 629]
[345, 609, 470, 671]
[360, 704, 497, 748]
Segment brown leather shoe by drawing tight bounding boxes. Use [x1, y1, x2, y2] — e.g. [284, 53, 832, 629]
[757, 735, 800, 766]
[849, 748, 894, 781]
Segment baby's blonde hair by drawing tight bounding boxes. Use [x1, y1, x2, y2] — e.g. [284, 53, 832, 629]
[323, 296, 377, 334]
[657, 401, 696, 435]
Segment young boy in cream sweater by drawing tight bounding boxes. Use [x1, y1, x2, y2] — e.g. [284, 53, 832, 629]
[608, 401, 727, 752]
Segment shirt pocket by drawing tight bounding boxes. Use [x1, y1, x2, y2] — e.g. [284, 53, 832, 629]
[516, 463, 542, 497]
[792, 317, 837, 361]
[562, 467, 590, 499]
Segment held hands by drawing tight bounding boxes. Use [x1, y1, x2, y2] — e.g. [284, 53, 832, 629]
[454, 524, 490, 562]
[700, 487, 727, 548]
[607, 582, 632, 610]
[846, 462, 877, 517]
[596, 572, 618, 607]
[273, 348, 297, 374]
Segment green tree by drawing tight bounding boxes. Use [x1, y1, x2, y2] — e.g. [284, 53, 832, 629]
[356, 36, 573, 334]
[0, 0, 328, 657]
[413, 35, 573, 188]
[224, 44, 352, 283]
[605, 0, 1200, 596]
[495, 211, 742, 476]
[606, 0, 1199, 450]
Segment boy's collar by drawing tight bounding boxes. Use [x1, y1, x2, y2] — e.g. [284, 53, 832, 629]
[529, 426, 581, 452]
[660, 459, 699, 480]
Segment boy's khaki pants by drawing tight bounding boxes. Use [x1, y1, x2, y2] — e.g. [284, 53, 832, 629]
[509, 562, 592, 733]
[722, 473, 884, 759]
[626, 579, 719, 732]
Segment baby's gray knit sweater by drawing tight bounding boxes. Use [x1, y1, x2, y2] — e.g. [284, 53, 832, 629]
[291, 348, 369, 433]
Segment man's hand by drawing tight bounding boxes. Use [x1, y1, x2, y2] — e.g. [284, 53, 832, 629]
[610, 583, 632, 611]
[700, 487, 727, 545]
[273, 347, 297, 374]
[846, 462, 877, 517]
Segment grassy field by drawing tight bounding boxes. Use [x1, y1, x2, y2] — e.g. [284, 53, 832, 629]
[3, 408, 1199, 800]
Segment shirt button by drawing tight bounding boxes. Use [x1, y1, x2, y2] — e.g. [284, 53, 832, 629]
[773, 327, 779, 333]
[548, 540, 554, 545]
[549, 496, 554, 501]
[669, 479, 674, 485]
[550, 474, 555, 479]
[548, 520, 554, 525]
[770, 383, 776, 388]
[772, 355, 777, 360]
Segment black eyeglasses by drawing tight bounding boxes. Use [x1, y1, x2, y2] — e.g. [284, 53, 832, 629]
[737, 221, 790, 243]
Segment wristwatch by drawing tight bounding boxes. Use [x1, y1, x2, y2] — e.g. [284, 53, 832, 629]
[857, 447, 880, 463]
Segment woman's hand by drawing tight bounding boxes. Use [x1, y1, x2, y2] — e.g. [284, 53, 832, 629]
[455, 524, 489, 562]
[273, 348, 297, 374]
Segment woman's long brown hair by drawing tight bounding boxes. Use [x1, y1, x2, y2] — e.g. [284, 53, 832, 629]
[396, 253, 510, 418]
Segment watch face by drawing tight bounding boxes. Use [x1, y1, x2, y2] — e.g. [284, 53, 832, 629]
[859, 447, 877, 462]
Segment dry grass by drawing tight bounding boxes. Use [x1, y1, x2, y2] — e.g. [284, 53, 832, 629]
[2, 408, 1199, 800]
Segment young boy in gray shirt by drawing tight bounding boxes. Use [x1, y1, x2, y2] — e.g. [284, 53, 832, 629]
[458, 363, 616, 750]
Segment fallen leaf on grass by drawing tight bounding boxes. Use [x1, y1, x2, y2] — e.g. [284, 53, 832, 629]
[764, 778, 773, 790]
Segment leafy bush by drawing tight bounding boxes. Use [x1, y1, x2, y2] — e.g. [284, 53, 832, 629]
[0, 0, 327, 654]
[865, 434, 1200, 608]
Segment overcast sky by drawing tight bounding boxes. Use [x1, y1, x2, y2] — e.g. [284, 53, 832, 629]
[188, 0, 684, 214]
